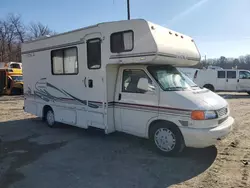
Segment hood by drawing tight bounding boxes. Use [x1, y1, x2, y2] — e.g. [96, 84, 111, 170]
[160, 88, 228, 111]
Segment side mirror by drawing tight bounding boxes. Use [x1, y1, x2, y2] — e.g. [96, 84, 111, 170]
[137, 78, 148, 91]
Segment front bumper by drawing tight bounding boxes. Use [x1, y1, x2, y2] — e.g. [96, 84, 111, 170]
[180, 116, 234, 148]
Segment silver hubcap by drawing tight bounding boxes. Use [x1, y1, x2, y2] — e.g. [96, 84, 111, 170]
[47, 111, 55, 126]
[154, 128, 176, 152]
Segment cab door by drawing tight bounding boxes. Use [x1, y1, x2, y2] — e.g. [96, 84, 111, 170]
[115, 67, 159, 136]
[238, 70, 250, 91]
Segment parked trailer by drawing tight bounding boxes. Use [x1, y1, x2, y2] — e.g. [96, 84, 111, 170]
[22, 19, 234, 156]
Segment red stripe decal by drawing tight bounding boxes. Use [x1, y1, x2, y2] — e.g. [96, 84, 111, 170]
[108, 102, 191, 112]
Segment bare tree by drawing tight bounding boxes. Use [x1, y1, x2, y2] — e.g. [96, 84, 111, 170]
[8, 13, 26, 43]
[0, 13, 56, 62]
[0, 20, 8, 62]
[28, 22, 55, 40]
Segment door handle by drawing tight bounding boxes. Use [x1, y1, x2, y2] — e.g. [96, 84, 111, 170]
[83, 77, 87, 87]
[88, 79, 93, 88]
[118, 93, 121, 100]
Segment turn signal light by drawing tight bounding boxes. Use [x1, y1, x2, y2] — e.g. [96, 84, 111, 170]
[191, 111, 205, 120]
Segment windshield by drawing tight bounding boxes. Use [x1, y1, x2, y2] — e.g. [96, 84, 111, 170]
[147, 65, 198, 91]
[11, 76, 23, 82]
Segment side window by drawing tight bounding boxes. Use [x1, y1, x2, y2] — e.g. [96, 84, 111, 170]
[87, 38, 101, 69]
[51, 47, 78, 75]
[227, 71, 236, 79]
[111, 30, 134, 53]
[10, 64, 21, 69]
[217, 71, 225, 78]
[122, 69, 155, 94]
[239, 71, 250, 79]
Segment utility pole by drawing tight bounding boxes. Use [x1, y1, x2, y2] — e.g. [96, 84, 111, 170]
[127, 0, 130, 20]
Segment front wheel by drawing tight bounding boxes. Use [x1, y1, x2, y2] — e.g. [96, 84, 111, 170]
[45, 109, 56, 127]
[150, 123, 185, 156]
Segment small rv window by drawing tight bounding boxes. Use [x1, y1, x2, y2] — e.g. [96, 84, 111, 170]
[111, 30, 133, 53]
[87, 38, 101, 69]
[64, 48, 78, 74]
[227, 71, 236, 79]
[217, 71, 225, 78]
[52, 50, 64, 74]
[51, 47, 78, 75]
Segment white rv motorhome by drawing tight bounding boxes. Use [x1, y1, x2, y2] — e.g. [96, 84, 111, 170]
[22, 19, 234, 156]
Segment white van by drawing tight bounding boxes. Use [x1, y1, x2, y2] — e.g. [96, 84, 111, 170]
[180, 68, 250, 94]
[22, 19, 234, 156]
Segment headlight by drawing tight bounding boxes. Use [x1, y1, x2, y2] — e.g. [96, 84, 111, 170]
[191, 110, 217, 120]
[204, 111, 217, 119]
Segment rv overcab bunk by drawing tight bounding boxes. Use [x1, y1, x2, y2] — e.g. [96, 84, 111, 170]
[22, 19, 234, 156]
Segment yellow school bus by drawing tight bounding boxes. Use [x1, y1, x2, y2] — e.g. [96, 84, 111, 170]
[0, 68, 23, 95]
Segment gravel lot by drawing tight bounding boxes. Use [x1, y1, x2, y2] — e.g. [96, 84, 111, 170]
[0, 93, 249, 188]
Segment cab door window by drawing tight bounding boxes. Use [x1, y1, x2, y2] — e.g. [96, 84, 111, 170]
[239, 71, 250, 79]
[122, 69, 155, 94]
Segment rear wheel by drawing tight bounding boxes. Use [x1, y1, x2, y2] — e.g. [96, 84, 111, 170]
[45, 109, 56, 127]
[149, 122, 185, 156]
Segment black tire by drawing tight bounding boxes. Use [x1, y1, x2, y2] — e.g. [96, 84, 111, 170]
[203, 84, 214, 92]
[149, 122, 185, 156]
[45, 108, 56, 128]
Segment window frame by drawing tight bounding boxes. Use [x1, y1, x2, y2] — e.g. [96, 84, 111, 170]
[87, 38, 102, 70]
[110, 30, 134, 53]
[217, 71, 226, 79]
[226, 71, 236, 79]
[51, 46, 78, 75]
[121, 69, 155, 94]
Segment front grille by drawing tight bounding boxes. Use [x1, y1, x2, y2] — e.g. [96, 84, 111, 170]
[217, 107, 228, 117]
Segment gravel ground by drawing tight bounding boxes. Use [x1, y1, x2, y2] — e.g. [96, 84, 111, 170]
[0, 93, 249, 188]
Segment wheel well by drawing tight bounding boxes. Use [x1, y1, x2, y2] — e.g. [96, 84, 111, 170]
[43, 105, 53, 119]
[148, 120, 183, 139]
[203, 84, 214, 91]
